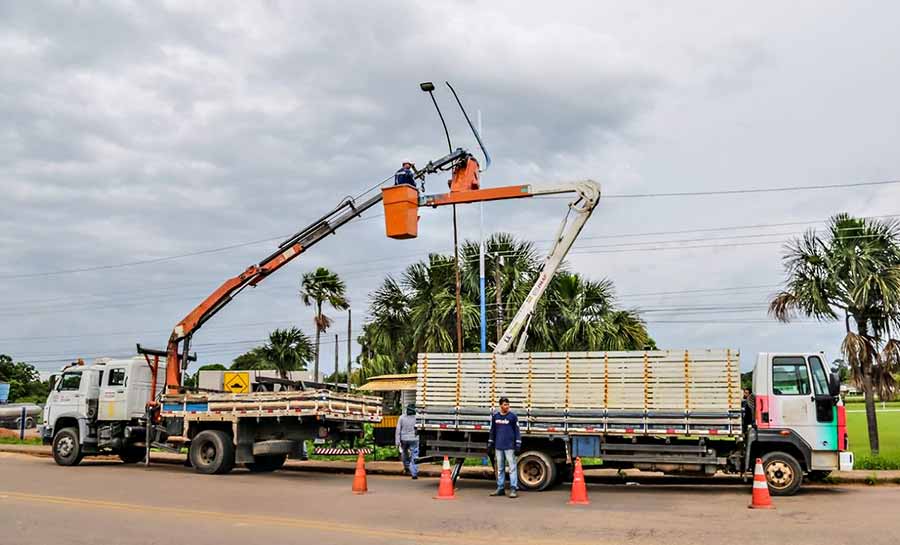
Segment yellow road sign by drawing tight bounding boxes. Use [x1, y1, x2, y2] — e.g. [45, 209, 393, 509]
[223, 371, 250, 393]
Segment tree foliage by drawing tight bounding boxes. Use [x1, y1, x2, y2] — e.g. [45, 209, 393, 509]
[0, 355, 49, 403]
[769, 213, 900, 454]
[230, 328, 313, 380]
[354, 233, 653, 385]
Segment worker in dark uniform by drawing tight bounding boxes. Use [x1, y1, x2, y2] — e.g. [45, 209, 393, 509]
[742, 388, 755, 430]
[394, 162, 416, 188]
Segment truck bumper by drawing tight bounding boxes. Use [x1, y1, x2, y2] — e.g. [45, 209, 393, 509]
[40, 425, 53, 445]
[839, 451, 854, 472]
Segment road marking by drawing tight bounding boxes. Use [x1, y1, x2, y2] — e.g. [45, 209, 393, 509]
[0, 490, 599, 545]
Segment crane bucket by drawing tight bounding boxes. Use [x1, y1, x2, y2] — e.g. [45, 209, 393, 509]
[382, 185, 420, 239]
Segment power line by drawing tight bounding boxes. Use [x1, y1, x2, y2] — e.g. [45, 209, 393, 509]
[601, 179, 900, 199]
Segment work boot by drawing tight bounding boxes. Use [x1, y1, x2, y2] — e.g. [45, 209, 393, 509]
[411, 475, 418, 480]
[490, 489, 505, 497]
[509, 489, 518, 499]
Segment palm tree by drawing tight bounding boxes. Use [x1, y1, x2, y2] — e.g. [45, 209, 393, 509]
[769, 213, 900, 455]
[366, 276, 413, 366]
[260, 327, 313, 380]
[531, 272, 651, 351]
[300, 267, 350, 382]
[405, 254, 480, 352]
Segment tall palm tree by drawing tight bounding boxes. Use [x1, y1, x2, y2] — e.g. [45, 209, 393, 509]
[300, 267, 349, 382]
[769, 213, 900, 455]
[260, 327, 313, 380]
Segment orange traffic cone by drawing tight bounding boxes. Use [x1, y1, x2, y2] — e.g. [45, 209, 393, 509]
[748, 457, 774, 509]
[434, 456, 456, 500]
[352, 451, 368, 495]
[567, 457, 590, 505]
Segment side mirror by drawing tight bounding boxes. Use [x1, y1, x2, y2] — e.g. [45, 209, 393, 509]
[48, 375, 57, 392]
[829, 372, 841, 397]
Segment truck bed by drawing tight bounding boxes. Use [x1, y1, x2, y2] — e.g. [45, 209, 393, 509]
[161, 389, 382, 423]
[417, 349, 742, 437]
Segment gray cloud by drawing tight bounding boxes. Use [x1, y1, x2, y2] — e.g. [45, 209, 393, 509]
[2, 1, 899, 375]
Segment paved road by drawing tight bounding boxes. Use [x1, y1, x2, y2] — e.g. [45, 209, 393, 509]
[1, 452, 897, 545]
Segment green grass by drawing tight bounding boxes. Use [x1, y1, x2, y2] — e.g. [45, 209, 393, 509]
[0, 436, 42, 445]
[846, 407, 900, 469]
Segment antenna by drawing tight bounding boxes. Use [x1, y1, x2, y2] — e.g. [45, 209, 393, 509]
[445, 81, 492, 172]
[420, 81, 453, 154]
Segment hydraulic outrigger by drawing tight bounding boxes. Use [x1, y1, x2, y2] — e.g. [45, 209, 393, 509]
[141, 83, 600, 395]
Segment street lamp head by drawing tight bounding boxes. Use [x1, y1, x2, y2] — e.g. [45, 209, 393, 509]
[419, 81, 435, 92]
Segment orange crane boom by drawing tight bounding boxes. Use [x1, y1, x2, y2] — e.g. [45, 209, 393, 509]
[144, 193, 383, 394]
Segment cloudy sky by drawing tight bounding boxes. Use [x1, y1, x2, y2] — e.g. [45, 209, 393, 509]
[2, 1, 899, 377]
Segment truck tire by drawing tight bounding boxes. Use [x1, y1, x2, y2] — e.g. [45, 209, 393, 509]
[119, 447, 146, 464]
[761, 451, 803, 496]
[516, 450, 558, 491]
[189, 430, 235, 475]
[245, 454, 287, 473]
[52, 427, 83, 467]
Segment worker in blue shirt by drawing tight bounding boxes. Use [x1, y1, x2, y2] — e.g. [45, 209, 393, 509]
[394, 162, 416, 188]
[488, 397, 522, 498]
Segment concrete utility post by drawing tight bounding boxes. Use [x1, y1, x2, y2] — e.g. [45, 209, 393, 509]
[334, 334, 339, 389]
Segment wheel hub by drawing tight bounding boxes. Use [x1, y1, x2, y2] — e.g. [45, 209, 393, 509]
[200, 443, 217, 465]
[57, 436, 74, 457]
[520, 460, 544, 487]
[765, 460, 793, 488]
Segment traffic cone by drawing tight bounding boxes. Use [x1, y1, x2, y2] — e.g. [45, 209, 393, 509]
[567, 457, 590, 505]
[351, 451, 368, 495]
[748, 457, 774, 509]
[434, 456, 456, 500]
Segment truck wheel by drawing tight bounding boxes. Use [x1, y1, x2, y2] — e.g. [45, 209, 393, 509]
[245, 454, 287, 473]
[119, 447, 146, 464]
[761, 451, 803, 496]
[52, 427, 83, 467]
[516, 451, 558, 491]
[807, 470, 832, 482]
[189, 430, 235, 475]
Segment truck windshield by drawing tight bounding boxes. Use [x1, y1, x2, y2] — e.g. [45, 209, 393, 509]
[59, 372, 82, 391]
[808, 355, 830, 395]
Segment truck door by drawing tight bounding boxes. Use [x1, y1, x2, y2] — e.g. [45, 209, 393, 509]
[807, 355, 838, 451]
[46, 371, 84, 427]
[770, 356, 815, 445]
[99, 366, 128, 421]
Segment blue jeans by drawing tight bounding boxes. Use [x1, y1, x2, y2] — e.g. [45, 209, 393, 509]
[495, 449, 518, 491]
[400, 440, 419, 477]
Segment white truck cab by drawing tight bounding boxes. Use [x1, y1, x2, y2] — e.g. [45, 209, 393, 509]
[748, 352, 853, 492]
[42, 357, 165, 465]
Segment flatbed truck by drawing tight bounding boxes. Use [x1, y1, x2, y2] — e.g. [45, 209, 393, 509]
[416, 349, 854, 495]
[41, 357, 380, 473]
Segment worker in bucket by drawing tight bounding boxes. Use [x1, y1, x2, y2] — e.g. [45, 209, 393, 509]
[488, 397, 522, 498]
[395, 403, 419, 480]
[393, 162, 416, 188]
